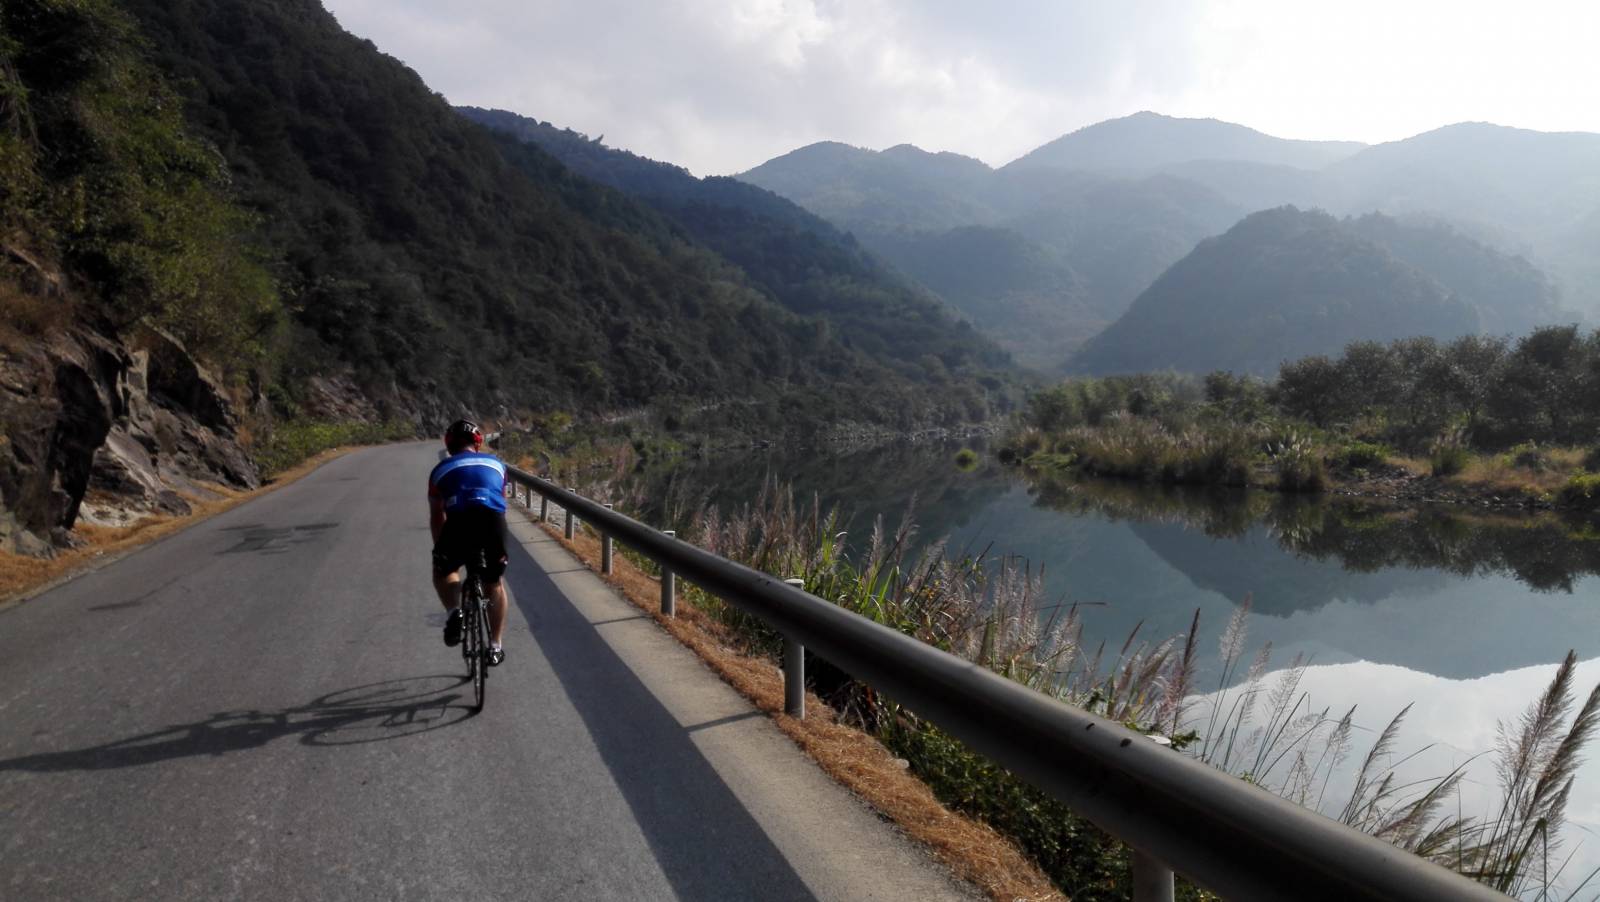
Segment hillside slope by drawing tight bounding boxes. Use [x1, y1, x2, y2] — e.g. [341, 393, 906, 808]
[862, 227, 1096, 370]
[1070, 207, 1481, 375]
[116, 0, 1003, 428]
[456, 107, 1009, 379]
[1343, 213, 1570, 335]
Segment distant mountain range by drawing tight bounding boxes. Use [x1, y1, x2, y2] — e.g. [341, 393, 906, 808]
[1071, 207, 1527, 375]
[1005, 111, 1366, 172]
[738, 113, 1596, 374]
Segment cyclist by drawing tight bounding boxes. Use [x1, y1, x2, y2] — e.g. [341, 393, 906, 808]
[428, 419, 509, 665]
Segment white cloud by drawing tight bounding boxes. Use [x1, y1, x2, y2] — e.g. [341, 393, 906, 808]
[320, 0, 1600, 174]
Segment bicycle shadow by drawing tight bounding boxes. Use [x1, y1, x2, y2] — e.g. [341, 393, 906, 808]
[0, 675, 471, 773]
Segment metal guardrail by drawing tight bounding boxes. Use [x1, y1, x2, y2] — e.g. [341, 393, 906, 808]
[504, 466, 1504, 902]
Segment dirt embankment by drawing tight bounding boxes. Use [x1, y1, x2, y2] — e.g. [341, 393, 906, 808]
[1334, 458, 1588, 513]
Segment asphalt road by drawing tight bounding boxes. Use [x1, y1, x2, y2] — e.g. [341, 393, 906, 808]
[0, 443, 975, 901]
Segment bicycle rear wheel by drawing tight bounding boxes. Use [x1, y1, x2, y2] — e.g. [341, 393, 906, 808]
[471, 595, 489, 711]
[464, 582, 488, 712]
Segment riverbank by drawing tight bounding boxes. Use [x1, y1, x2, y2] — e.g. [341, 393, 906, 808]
[1006, 425, 1600, 515]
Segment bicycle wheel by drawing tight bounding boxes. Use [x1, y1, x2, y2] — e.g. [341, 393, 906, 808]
[467, 586, 488, 712]
[462, 580, 479, 678]
[467, 591, 486, 713]
[459, 580, 475, 667]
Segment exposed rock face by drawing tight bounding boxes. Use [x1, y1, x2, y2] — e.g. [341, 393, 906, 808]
[0, 329, 126, 554]
[0, 324, 261, 552]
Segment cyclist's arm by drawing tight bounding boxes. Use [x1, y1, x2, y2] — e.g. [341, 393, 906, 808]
[428, 484, 446, 544]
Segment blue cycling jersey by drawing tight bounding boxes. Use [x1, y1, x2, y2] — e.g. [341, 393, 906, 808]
[428, 451, 507, 514]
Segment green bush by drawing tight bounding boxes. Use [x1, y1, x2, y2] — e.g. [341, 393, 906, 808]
[1561, 474, 1600, 510]
[1505, 442, 1549, 472]
[254, 419, 415, 476]
[883, 718, 1135, 899]
[1431, 443, 1470, 477]
[1274, 451, 1328, 492]
[1266, 432, 1327, 492]
[1333, 441, 1387, 470]
[1583, 446, 1600, 473]
[953, 448, 980, 470]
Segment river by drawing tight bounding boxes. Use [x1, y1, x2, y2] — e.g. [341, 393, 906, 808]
[621, 440, 1600, 888]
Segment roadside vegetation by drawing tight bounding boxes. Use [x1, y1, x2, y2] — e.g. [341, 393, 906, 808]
[545, 469, 1600, 900]
[252, 419, 417, 477]
[1000, 329, 1600, 509]
[0, 0, 281, 371]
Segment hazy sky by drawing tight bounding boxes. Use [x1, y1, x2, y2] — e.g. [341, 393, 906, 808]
[322, 0, 1600, 176]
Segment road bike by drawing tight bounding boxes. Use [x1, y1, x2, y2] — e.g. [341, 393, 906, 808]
[460, 550, 492, 712]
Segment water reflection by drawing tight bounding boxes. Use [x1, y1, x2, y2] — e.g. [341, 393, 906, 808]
[1037, 475, 1600, 595]
[626, 445, 1600, 681]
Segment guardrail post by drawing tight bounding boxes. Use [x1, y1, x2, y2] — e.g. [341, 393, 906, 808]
[1132, 849, 1174, 902]
[660, 530, 676, 617]
[782, 578, 805, 719]
[564, 490, 576, 540]
[539, 493, 548, 523]
[601, 503, 614, 575]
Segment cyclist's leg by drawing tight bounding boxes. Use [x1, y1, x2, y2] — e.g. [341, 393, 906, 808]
[432, 519, 466, 610]
[481, 511, 510, 647]
[485, 578, 508, 644]
[432, 521, 468, 646]
[432, 569, 462, 609]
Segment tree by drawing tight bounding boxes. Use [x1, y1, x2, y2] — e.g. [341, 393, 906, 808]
[1276, 355, 1347, 427]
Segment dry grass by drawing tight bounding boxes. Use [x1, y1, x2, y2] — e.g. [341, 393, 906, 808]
[1369, 449, 1586, 499]
[0, 278, 74, 341]
[0, 447, 354, 607]
[1388, 455, 1431, 478]
[1454, 447, 1586, 497]
[530, 511, 1064, 902]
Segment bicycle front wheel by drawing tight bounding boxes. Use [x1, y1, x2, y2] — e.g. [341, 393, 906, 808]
[470, 596, 488, 711]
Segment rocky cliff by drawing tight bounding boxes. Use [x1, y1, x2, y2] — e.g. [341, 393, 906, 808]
[0, 319, 259, 555]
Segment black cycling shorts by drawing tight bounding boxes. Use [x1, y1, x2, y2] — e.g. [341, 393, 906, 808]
[432, 507, 508, 581]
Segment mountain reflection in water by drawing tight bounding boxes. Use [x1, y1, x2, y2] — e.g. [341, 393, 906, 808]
[625, 444, 1600, 681]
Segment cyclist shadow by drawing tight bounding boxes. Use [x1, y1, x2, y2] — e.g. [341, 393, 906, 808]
[0, 675, 472, 773]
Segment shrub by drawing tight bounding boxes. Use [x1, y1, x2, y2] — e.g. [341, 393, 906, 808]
[953, 448, 979, 470]
[999, 426, 1047, 463]
[1268, 432, 1327, 492]
[1583, 446, 1600, 473]
[1332, 441, 1387, 470]
[1430, 443, 1470, 477]
[1561, 474, 1600, 510]
[1505, 441, 1549, 472]
[253, 419, 415, 476]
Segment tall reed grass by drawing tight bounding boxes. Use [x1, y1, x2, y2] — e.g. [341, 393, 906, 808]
[564, 471, 1600, 899]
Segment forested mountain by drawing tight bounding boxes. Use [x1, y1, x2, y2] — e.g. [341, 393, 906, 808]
[1069, 208, 1481, 375]
[738, 143, 1245, 366]
[1003, 111, 1366, 173]
[108, 0, 1006, 428]
[1324, 123, 1600, 312]
[862, 227, 1096, 369]
[455, 107, 1008, 380]
[739, 141, 997, 232]
[1343, 213, 1568, 336]
[1002, 174, 1242, 323]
